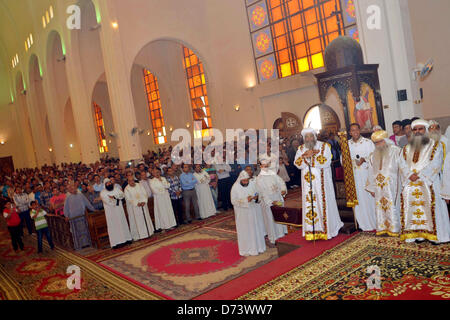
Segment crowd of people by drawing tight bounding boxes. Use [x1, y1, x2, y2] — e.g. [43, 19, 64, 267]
[2, 118, 449, 258]
[0, 140, 304, 255]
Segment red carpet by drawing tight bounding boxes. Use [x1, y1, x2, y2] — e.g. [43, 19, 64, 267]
[99, 227, 278, 300]
[195, 229, 357, 300]
[238, 233, 450, 300]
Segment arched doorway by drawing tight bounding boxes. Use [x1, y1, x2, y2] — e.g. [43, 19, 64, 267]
[303, 104, 341, 135]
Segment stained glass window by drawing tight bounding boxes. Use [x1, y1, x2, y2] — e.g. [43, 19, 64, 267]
[143, 69, 167, 145]
[182, 46, 212, 138]
[247, 0, 358, 82]
[93, 102, 108, 153]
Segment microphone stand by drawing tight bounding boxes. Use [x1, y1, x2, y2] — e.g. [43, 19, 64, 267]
[307, 157, 316, 246]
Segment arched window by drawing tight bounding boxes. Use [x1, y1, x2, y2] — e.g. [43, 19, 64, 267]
[143, 69, 167, 145]
[247, 0, 358, 82]
[182, 46, 212, 138]
[93, 102, 108, 153]
[304, 105, 322, 131]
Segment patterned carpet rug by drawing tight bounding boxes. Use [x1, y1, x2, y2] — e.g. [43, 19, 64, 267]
[100, 226, 278, 300]
[0, 230, 161, 300]
[239, 233, 450, 300]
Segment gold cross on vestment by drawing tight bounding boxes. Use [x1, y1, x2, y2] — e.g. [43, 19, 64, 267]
[412, 189, 423, 199]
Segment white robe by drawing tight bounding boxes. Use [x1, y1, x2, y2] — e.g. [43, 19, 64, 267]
[124, 183, 154, 241]
[348, 137, 377, 231]
[231, 181, 266, 256]
[149, 177, 177, 230]
[100, 186, 132, 248]
[295, 141, 344, 240]
[399, 139, 450, 243]
[193, 170, 217, 219]
[250, 178, 266, 238]
[139, 179, 153, 198]
[442, 151, 450, 199]
[255, 172, 288, 244]
[366, 144, 402, 236]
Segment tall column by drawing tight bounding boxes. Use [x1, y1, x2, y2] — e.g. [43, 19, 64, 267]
[25, 86, 52, 167]
[41, 75, 71, 165]
[96, 0, 143, 162]
[355, 0, 422, 133]
[64, 40, 101, 165]
[14, 93, 37, 168]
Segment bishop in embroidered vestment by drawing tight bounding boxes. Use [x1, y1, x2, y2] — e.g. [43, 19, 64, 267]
[294, 128, 343, 241]
[366, 130, 402, 237]
[398, 119, 450, 244]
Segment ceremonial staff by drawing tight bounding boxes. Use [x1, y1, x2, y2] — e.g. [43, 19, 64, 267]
[306, 156, 316, 245]
[141, 205, 150, 235]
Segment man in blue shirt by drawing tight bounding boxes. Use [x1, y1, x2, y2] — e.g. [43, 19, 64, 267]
[180, 164, 200, 222]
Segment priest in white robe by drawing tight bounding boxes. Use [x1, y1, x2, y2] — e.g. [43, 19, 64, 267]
[255, 158, 288, 244]
[193, 164, 217, 219]
[441, 148, 450, 202]
[231, 171, 267, 256]
[149, 168, 177, 231]
[100, 179, 133, 249]
[366, 130, 402, 237]
[398, 119, 450, 244]
[245, 166, 266, 237]
[124, 177, 154, 241]
[294, 128, 343, 241]
[348, 123, 377, 231]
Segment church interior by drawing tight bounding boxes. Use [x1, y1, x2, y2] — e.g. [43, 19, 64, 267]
[0, 0, 449, 302]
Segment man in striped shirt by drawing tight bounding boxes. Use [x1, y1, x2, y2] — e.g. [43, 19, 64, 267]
[30, 201, 55, 253]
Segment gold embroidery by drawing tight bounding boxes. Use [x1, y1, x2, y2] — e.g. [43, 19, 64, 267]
[430, 141, 439, 161]
[409, 181, 423, 187]
[295, 157, 303, 166]
[379, 197, 390, 212]
[413, 209, 424, 218]
[283, 212, 289, 220]
[412, 189, 423, 199]
[304, 172, 315, 183]
[376, 174, 388, 189]
[316, 155, 327, 165]
[411, 220, 427, 226]
[411, 201, 425, 207]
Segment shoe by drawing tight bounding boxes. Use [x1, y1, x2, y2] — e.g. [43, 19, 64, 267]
[154, 229, 162, 233]
[126, 240, 132, 245]
[415, 239, 426, 244]
[430, 241, 440, 246]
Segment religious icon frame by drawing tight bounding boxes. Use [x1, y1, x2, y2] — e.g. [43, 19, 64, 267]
[314, 64, 386, 135]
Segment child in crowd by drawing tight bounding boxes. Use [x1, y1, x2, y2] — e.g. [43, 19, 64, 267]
[30, 201, 55, 253]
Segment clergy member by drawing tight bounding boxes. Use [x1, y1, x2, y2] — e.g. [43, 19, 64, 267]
[441, 148, 450, 203]
[149, 168, 177, 231]
[64, 183, 96, 250]
[100, 178, 133, 249]
[348, 123, 377, 231]
[193, 164, 217, 219]
[255, 157, 288, 244]
[366, 130, 402, 237]
[294, 128, 343, 241]
[231, 171, 266, 256]
[124, 177, 154, 241]
[398, 119, 450, 244]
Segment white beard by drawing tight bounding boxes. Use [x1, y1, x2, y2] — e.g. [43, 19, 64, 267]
[373, 144, 389, 168]
[429, 131, 441, 143]
[305, 139, 317, 150]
